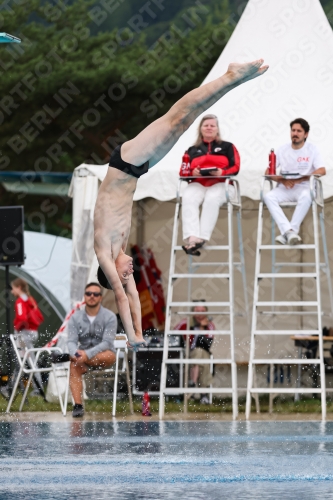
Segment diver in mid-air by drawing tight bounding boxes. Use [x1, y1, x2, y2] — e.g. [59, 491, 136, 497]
[94, 60, 269, 348]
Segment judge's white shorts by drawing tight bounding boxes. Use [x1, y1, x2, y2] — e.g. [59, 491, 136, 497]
[181, 182, 230, 241]
[263, 183, 312, 235]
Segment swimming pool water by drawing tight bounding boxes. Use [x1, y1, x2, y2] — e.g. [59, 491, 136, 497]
[0, 420, 332, 499]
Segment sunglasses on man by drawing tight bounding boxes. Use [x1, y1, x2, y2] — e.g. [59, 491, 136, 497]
[85, 291, 102, 297]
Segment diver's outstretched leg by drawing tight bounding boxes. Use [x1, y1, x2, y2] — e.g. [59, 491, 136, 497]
[122, 59, 268, 168]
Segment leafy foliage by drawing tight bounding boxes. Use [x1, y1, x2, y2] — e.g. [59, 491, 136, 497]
[0, 0, 235, 176]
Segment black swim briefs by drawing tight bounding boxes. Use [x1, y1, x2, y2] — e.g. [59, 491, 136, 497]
[109, 144, 149, 179]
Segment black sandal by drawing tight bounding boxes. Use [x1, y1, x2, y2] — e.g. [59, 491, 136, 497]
[182, 241, 204, 256]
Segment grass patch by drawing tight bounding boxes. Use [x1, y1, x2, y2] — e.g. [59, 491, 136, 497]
[0, 391, 332, 415]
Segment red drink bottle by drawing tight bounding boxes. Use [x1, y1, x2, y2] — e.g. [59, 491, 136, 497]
[180, 151, 190, 177]
[268, 149, 276, 175]
[142, 391, 152, 416]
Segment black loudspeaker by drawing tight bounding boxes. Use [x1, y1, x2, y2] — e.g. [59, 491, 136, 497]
[0, 206, 24, 265]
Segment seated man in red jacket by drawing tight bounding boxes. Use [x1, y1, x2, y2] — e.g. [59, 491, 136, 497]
[181, 114, 240, 255]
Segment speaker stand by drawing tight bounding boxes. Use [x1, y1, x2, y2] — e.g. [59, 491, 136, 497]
[5, 265, 10, 335]
[4, 265, 14, 380]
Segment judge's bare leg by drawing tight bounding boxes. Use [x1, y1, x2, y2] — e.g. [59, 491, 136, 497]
[70, 350, 116, 405]
[121, 60, 268, 167]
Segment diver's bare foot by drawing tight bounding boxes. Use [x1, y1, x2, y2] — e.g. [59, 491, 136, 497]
[226, 59, 269, 86]
[127, 333, 146, 351]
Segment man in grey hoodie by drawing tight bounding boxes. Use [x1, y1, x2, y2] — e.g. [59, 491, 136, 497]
[68, 282, 117, 417]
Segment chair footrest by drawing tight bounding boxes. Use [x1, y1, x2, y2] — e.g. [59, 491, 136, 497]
[162, 387, 233, 394]
[258, 273, 316, 279]
[171, 302, 230, 307]
[249, 388, 322, 394]
[174, 245, 229, 250]
[164, 358, 232, 364]
[250, 359, 321, 364]
[253, 330, 320, 335]
[259, 244, 316, 250]
[172, 274, 229, 279]
[167, 330, 231, 335]
[256, 301, 318, 307]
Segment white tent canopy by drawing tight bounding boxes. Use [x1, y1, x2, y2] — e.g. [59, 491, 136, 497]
[70, 0, 333, 303]
[23, 231, 72, 314]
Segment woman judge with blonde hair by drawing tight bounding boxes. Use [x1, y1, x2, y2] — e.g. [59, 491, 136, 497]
[181, 114, 240, 255]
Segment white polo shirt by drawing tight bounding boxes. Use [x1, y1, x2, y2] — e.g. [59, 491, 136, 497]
[276, 142, 324, 184]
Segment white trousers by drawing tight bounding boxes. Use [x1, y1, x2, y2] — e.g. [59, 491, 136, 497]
[182, 182, 228, 241]
[263, 184, 312, 235]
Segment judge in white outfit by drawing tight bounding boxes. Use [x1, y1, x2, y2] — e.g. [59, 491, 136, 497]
[263, 118, 326, 245]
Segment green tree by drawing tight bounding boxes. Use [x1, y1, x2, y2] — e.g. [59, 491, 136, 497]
[0, 0, 234, 176]
[0, 0, 240, 237]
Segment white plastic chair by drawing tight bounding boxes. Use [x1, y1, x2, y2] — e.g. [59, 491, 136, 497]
[6, 333, 69, 415]
[109, 334, 133, 417]
[209, 353, 214, 405]
[63, 334, 134, 417]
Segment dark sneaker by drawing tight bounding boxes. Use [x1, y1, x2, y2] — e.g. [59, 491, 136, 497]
[72, 404, 84, 418]
[51, 352, 70, 364]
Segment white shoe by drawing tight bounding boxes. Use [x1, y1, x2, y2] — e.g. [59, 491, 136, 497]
[275, 234, 287, 245]
[286, 231, 302, 245]
[200, 395, 210, 405]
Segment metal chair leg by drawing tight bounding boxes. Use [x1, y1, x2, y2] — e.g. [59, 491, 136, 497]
[237, 209, 249, 320]
[253, 368, 260, 414]
[112, 349, 120, 417]
[6, 366, 23, 413]
[269, 364, 274, 414]
[52, 364, 69, 416]
[63, 363, 70, 416]
[19, 373, 33, 412]
[125, 351, 134, 415]
[209, 354, 213, 405]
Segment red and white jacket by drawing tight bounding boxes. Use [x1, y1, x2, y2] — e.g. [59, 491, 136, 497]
[187, 140, 240, 187]
[14, 294, 39, 331]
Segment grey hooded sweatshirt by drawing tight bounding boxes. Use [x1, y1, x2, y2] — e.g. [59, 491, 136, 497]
[67, 305, 117, 359]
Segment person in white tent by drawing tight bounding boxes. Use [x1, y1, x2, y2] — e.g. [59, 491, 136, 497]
[264, 118, 326, 245]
